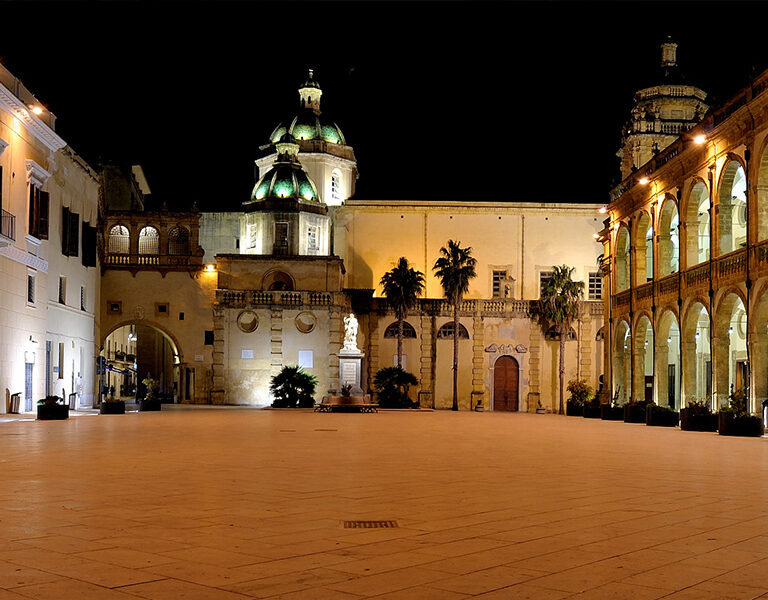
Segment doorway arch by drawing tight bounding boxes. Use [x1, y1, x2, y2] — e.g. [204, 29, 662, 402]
[493, 355, 519, 411]
[100, 322, 181, 403]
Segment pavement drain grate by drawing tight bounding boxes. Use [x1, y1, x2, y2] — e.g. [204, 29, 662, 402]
[343, 520, 399, 529]
[315, 428, 338, 432]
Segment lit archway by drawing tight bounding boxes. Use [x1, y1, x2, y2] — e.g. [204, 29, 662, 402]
[713, 291, 748, 408]
[658, 198, 679, 276]
[717, 160, 747, 255]
[633, 314, 654, 403]
[751, 286, 768, 412]
[685, 180, 710, 266]
[613, 319, 631, 403]
[634, 213, 653, 284]
[682, 301, 712, 407]
[100, 323, 180, 403]
[656, 309, 680, 408]
[615, 225, 630, 292]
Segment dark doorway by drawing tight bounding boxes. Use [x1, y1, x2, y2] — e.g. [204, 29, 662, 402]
[645, 375, 654, 403]
[668, 364, 676, 409]
[493, 355, 519, 411]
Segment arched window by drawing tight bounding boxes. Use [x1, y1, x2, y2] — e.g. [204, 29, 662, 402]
[330, 170, 342, 203]
[263, 270, 295, 291]
[168, 226, 190, 255]
[384, 322, 417, 338]
[138, 226, 159, 255]
[108, 225, 129, 254]
[437, 322, 469, 339]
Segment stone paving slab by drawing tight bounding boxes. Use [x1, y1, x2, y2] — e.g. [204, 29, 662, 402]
[1, 411, 768, 598]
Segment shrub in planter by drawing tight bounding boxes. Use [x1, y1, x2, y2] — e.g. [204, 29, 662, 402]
[718, 388, 764, 436]
[36, 396, 69, 420]
[582, 397, 601, 418]
[646, 403, 679, 427]
[680, 400, 718, 432]
[100, 396, 126, 414]
[566, 379, 592, 416]
[623, 400, 649, 423]
[374, 367, 418, 408]
[139, 376, 162, 411]
[270, 365, 317, 408]
[601, 402, 624, 420]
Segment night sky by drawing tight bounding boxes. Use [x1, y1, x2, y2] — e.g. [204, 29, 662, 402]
[2, 1, 767, 211]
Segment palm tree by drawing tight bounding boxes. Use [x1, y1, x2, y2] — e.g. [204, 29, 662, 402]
[380, 257, 425, 369]
[433, 240, 477, 411]
[537, 265, 584, 415]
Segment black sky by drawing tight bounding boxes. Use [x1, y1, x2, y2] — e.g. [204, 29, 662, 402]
[2, 1, 767, 211]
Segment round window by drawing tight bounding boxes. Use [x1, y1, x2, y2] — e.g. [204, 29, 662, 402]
[295, 311, 317, 334]
[237, 310, 259, 333]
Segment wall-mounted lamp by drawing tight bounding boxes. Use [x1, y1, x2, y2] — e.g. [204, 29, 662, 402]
[693, 134, 707, 145]
[638, 177, 650, 185]
[599, 206, 608, 214]
[28, 104, 43, 116]
[204, 264, 216, 273]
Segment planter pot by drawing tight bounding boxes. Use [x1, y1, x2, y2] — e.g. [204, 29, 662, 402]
[601, 404, 624, 420]
[100, 401, 125, 415]
[582, 404, 601, 419]
[535, 407, 547, 414]
[680, 408, 718, 432]
[566, 401, 582, 416]
[718, 412, 765, 437]
[139, 399, 161, 412]
[36, 403, 69, 421]
[623, 403, 647, 423]
[646, 405, 679, 427]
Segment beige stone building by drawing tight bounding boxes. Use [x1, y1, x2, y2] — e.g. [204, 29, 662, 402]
[0, 63, 100, 412]
[602, 45, 768, 415]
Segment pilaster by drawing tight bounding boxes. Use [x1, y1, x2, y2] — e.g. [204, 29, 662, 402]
[419, 314, 435, 408]
[270, 307, 283, 377]
[211, 305, 226, 404]
[367, 312, 380, 394]
[527, 321, 541, 412]
[328, 305, 342, 392]
[471, 315, 485, 410]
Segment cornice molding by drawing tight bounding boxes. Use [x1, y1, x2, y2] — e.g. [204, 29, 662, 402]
[25, 159, 51, 187]
[0, 243, 48, 272]
[0, 83, 66, 153]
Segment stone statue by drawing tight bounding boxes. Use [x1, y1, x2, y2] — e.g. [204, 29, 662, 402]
[343, 312, 360, 353]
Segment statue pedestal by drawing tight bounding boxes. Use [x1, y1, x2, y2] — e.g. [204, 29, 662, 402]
[337, 351, 364, 395]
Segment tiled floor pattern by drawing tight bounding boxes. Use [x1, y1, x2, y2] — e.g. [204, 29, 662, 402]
[0, 410, 768, 598]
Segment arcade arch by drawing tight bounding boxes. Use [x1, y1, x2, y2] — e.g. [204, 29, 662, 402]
[655, 309, 680, 408]
[658, 198, 679, 276]
[633, 314, 654, 403]
[634, 213, 653, 283]
[685, 181, 710, 266]
[717, 160, 747, 255]
[615, 226, 630, 292]
[612, 319, 631, 403]
[682, 301, 712, 407]
[713, 291, 748, 408]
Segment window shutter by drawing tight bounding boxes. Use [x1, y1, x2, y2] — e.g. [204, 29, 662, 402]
[81, 222, 97, 267]
[28, 186, 36, 236]
[38, 191, 49, 239]
[68, 212, 79, 257]
[61, 206, 70, 254]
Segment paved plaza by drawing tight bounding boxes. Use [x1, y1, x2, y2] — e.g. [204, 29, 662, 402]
[1, 410, 768, 599]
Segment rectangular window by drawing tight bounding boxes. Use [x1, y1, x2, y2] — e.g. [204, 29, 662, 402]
[248, 225, 258, 249]
[108, 301, 122, 314]
[588, 272, 602, 300]
[81, 221, 97, 267]
[298, 350, 313, 369]
[539, 270, 554, 298]
[204, 330, 214, 345]
[275, 222, 288, 249]
[156, 302, 169, 316]
[80, 285, 86, 311]
[58, 277, 66, 305]
[61, 207, 80, 257]
[492, 270, 507, 298]
[27, 271, 35, 305]
[307, 226, 319, 251]
[28, 185, 49, 240]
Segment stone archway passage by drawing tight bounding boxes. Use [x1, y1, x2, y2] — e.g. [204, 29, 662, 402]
[493, 356, 519, 411]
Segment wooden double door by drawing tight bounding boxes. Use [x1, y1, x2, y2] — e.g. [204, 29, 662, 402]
[493, 355, 519, 411]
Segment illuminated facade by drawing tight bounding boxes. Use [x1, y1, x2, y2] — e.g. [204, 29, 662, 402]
[602, 51, 768, 415]
[0, 63, 100, 411]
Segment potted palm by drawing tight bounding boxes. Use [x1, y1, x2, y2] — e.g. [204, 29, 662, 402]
[270, 365, 317, 408]
[139, 377, 161, 411]
[36, 395, 68, 420]
[601, 400, 624, 420]
[718, 387, 764, 437]
[680, 400, 718, 432]
[566, 378, 590, 416]
[374, 366, 419, 409]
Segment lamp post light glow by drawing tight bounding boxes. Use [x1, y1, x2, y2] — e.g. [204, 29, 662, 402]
[694, 134, 707, 145]
[205, 264, 216, 273]
[638, 177, 650, 185]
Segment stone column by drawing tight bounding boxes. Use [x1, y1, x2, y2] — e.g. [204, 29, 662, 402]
[655, 344, 669, 406]
[632, 349, 646, 403]
[713, 336, 730, 408]
[718, 199, 733, 255]
[750, 337, 768, 413]
[682, 341, 697, 404]
[367, 313, 380, 394]
[270, 308, 283, 378]
[527, 321, 542, 412]
[211, 306, 226, 404]
[328, 306, 342, 393]
[418, 314, 435, 408]
[471, 315, 485, 410]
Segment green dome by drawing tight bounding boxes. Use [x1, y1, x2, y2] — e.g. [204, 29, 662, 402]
[249, 152, 320, 204]
[269, 110, 346, 145]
